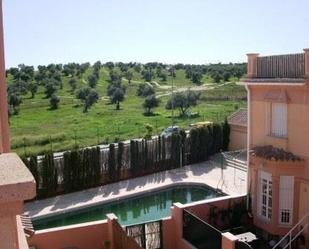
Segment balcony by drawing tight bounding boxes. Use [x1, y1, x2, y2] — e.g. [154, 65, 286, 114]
[250, 145, 305, 176]
[241, 49, 309, 85]
[250, 145, 303, 162]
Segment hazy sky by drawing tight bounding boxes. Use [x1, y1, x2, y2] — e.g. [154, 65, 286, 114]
[3, 0, 309, 67]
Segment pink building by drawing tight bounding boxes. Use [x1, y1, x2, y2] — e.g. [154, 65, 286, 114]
[241, 50, 309, 247]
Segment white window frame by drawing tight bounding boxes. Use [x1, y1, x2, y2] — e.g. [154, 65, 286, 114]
[279, 176, 294, 226]
[258, 171, 272, 221]
[271, 102, 288, 138]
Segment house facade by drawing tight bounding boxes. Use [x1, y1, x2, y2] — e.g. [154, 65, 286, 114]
[242, 50, 309, 237]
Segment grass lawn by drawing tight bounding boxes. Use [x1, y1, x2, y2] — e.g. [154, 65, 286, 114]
[8, 67, 247, 156]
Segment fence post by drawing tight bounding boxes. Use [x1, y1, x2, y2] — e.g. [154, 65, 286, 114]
[304, 48, 309, 79]
[246, 53, 259, 78]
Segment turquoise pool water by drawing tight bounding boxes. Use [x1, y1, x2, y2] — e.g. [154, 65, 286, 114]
[33, 185, 224, 230]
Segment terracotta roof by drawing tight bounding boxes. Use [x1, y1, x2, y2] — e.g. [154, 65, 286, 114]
[228, 109, 247, 127]
[251, 145, 302, 162]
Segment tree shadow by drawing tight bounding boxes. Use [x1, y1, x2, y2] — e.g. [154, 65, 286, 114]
[143, 112, 159, 117]
[47, 107, 58, 111]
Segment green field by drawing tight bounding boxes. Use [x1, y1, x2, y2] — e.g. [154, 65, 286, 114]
[8, 66, 247, 156]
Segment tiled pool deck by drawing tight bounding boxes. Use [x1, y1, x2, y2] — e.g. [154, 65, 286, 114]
[25, 157, 247, 220]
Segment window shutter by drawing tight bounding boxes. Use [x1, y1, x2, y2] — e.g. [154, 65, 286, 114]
[279, 176, 294, 225]
[271, 103, 287, 137]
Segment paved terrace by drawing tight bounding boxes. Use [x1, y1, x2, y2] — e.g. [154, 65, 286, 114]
[25, 156, 247, 220]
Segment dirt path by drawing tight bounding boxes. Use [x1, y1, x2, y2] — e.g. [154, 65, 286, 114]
[106, 78, 231, 99]
[156, 82, 231, 98]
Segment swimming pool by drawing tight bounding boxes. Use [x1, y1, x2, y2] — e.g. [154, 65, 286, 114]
[33, 185, 224, 230]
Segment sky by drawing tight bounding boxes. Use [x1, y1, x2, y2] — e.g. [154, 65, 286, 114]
[3, 0, 309, 68]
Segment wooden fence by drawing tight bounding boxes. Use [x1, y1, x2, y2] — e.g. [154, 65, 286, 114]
[256, 53, 305, 78]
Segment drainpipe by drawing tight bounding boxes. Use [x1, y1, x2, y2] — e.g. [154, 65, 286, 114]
[245, 84, 251, 210]
[245, 52, 258, 211]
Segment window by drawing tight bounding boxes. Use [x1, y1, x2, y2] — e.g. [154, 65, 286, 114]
[279, 176, 294, 225]
[271, 103, 287, 137]
[259, 171, 272, 220]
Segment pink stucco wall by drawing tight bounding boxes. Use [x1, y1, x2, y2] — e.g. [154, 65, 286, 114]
[28, 220, 109, 249]
[0, 0, 10, 153]
[161, 217, 175, 249]
[229, 125, 247, 151]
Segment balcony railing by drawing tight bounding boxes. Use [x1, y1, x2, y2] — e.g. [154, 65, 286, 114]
[256, 53, 305, 78]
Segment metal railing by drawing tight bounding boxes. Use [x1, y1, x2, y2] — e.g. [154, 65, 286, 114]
[256, 53, 305, 78]
[273, 211, 309, 249]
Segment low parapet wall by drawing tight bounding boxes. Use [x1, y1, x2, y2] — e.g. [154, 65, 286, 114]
[28, 214, 141, 249]
[28, 219, 109, 249]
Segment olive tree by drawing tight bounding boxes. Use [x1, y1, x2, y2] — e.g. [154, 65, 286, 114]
[165, 90, 200, 116]
[77, 87, 99, 112]
[143, 95, 159, 114]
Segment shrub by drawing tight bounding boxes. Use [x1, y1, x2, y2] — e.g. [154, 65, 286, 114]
[63, 149, 83, 192]
[212, 123, 223, 154]
[41, 153, 58, 197]
[108, 144, 116, 181]
[198, 127, 210, 161]
[144, 124, 154, 140]
[222, 118, 230, 151]
[189, 128, 199, 164]
[171, 133, 181, 168]
[117, 142, 124, 179]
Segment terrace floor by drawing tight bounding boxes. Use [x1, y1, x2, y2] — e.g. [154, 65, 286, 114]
[25, 154, 247, 220]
